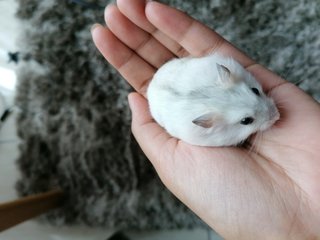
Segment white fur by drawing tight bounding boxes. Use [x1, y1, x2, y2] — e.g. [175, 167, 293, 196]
[147, 54, 279, 147]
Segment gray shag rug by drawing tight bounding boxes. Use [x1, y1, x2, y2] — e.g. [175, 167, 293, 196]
[15, 0, 320, 230]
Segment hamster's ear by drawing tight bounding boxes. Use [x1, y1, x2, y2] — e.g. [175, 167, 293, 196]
[216, 64, 235, 88]
[192, 112, 222, 128]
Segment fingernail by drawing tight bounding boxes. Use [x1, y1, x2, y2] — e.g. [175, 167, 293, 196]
[90, 23, 101, 33]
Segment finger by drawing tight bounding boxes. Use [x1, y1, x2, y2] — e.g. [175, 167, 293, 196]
[145, 1, 286, 91]
[105, 4, 174, 68]
[128, 92, 177, 167]
[146, 1, 254, 66]
[117, 0, 189, 57]
[117, 0, 154, 32]
[91, 24, 154, 95]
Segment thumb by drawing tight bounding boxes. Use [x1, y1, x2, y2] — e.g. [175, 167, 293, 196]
[127, 92, 176, 168]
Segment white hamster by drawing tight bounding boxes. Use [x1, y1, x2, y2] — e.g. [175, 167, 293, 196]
[147, 54, 280, 147]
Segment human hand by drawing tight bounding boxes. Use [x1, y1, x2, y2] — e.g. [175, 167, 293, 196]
[91, 1, 320, 239]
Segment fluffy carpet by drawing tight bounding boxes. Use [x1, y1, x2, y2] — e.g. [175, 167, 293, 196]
[15, 0, 320, 229]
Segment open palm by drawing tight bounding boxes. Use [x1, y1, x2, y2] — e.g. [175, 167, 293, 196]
[92, 1, 320, 239]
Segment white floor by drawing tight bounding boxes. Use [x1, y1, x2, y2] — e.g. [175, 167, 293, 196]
[0, 0, 21, 204]
[0, 1, 222, 239]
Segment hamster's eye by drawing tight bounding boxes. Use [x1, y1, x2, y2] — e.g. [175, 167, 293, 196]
[251, 88, 260, 96]
[240, 117, 254, 125]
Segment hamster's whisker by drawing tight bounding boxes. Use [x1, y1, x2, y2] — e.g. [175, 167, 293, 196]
[254, 131, 264, 154]
[248, 133, 259, 154]
[256, 132, 263, 154]
[250, 134, 258, 154]
[248, 143, 256, 154]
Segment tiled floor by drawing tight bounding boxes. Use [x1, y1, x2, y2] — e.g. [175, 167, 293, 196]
[0, 1, 222, 239]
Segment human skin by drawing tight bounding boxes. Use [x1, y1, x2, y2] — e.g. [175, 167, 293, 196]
[91, 1, 320, 239]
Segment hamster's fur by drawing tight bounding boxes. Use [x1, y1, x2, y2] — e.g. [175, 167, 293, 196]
[147, 54, 279, 147]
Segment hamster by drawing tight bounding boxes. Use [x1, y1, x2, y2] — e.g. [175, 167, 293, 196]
[147, 54, 280, 147]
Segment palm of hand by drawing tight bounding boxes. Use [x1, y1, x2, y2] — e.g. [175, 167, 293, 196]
[92, 0, 320, 238]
